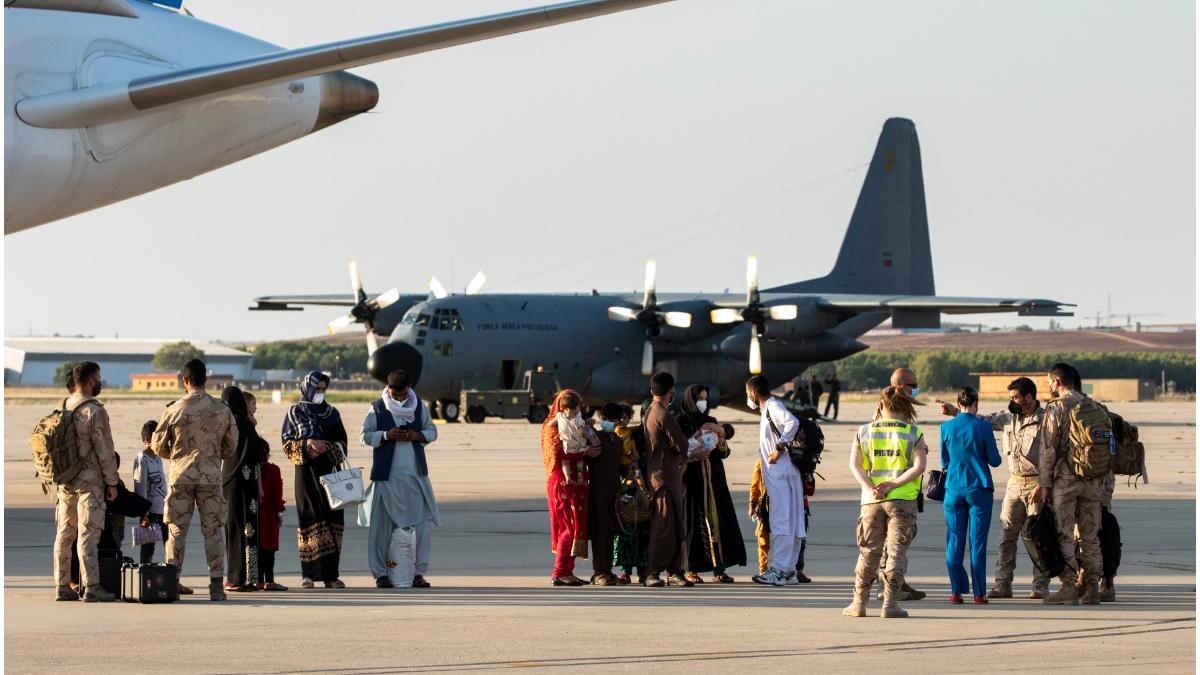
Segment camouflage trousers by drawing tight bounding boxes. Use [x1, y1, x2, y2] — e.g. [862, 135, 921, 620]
[165, 483, 227, 577]
[854, 500, 918, 604]
[995, 478, 1051, 591]
[1052, 475, 1103, 585]
[53, 485, 105, 588]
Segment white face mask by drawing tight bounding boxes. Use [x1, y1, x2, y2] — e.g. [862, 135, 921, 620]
[312, 392, 326, 404]
[696, 400, 708, 414]
[746, 396, 757, 410]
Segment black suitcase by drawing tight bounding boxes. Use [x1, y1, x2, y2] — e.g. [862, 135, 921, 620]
[121, 562, 179, 603]
[98, 550, 124, 596]
[1022, 507, 1065, 579]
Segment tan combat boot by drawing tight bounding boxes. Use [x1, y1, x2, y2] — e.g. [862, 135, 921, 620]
[209, 576, 227, 602]
[1080, 582, 1102, 605]
[880, 585, 909, 618]
[986, 584, 1012, 599]
[1100, 579, 1116, 603]
[1043, 583, 1079, 606]
[842, 587, 869, 617]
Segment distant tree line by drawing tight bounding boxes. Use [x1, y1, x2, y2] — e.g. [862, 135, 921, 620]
[831, 351, 1195, 392]
[246, 341, 369, 377]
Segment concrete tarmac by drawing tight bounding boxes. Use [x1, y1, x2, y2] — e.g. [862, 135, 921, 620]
[4, 398, 1195, 673]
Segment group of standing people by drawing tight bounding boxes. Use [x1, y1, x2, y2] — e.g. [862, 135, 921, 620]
[843, 363, 1124, 619]
[50, 359, 442, 602]
[542, 371, 824, 589]
[542, 373, 754, 587]
[786, 372, 841, 420]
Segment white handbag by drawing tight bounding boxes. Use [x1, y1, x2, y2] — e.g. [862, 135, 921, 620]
[318, 450, 365, 511]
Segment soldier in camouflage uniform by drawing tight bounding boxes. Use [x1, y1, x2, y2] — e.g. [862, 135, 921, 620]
[53, 362, 119, 602]
[152, 359, 237, 601]
[1032, 363, 1104, 606]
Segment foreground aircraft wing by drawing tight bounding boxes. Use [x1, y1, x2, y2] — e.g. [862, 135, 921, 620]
[16, 0, 673, 128]
[816, 295, 1074, 328]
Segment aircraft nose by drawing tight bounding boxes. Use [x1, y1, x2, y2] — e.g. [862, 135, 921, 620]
[368, 341, 424, 386]
[312, 70, 379, 132]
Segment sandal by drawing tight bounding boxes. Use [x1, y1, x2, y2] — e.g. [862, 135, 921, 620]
[685, 573, 704, 584]
[260, 582, 288, 591]
[713, 573, 735, 584]
[324, 579, 346, 589]
[300, 578, 315, 589]
[616, 574, 632, 586]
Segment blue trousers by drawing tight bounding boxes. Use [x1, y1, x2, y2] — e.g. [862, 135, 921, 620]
[943, 488, 993, 597]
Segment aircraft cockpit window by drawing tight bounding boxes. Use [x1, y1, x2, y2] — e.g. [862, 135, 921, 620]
[431, 307, 464, 331]
[413, 313, 431, 327]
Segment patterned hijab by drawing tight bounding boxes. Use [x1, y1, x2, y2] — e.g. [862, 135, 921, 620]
[282, 371, 341, 441]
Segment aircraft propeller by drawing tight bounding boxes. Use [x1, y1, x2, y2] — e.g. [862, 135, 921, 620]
[607, 259, 693, 376]
[326, 259, 401, 356]
[709, 255, 798, 374]
[428, 269, 486, 299]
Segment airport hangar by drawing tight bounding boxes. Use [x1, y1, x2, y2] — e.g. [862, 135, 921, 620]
[3, 337, 253, 386]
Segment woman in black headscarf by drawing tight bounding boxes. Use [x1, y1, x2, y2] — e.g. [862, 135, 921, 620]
[676, 384, 746, 583]
[222, 386, 267, 591]
[282, 372, 350, 589]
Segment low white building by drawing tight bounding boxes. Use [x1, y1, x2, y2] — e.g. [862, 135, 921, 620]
[4, 338, 253, 387]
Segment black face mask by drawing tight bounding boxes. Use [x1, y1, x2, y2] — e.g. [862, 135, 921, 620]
[92, 378, 103, 397]
[1007, 400, 1022, 416]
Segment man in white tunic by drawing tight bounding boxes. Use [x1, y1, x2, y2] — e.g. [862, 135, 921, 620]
[360, 370, 439, 588]
[746, 375, 806, 586]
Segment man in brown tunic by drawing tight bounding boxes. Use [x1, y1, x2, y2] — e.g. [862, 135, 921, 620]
[642, 371, 693, 587]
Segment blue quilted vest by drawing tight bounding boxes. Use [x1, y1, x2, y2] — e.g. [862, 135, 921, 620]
[370, 398, 428, 481]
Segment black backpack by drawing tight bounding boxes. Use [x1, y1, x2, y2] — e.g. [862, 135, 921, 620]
[1021, 507, 1065, 579]
[1099, 508, 1122, 579]
[793, 417, 824, 474]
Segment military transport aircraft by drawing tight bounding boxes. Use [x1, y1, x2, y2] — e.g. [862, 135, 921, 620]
[3, 0, 671, 233]
[250, 118, 1073, 421]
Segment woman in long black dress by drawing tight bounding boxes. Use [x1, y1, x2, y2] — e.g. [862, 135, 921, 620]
[222, 386, 267, 591]
[676, 384, 746, 583]
[282, 372, 349, 589]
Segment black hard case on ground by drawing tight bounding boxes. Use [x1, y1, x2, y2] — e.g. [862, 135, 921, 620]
[120, 562, 179, 603]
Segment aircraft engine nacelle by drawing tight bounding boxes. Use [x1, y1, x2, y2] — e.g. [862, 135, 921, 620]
[719, 330, 868, 364]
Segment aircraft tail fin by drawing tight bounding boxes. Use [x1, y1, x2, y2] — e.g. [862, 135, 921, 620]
[768, 117, 934, 296]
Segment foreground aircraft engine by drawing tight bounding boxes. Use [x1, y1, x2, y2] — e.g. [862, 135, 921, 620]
[607, 259, 693, 375]
[709, 255, 799, 373]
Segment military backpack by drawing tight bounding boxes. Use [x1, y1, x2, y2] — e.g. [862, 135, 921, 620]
[29, 398, 94, 491]
[1058, 396, 1115, 480]
[1106, 410, 1147, 481]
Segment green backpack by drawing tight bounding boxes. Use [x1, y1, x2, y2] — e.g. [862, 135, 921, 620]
[1106, 410, 1147, 481]
[1060, 396, 1114, 480]
[29, 398, 93, 491]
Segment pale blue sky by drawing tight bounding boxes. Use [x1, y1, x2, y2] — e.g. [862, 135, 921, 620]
[4, 0, 1195, 342]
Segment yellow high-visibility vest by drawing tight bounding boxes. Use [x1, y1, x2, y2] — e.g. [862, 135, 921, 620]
[857, 418, 923, 502]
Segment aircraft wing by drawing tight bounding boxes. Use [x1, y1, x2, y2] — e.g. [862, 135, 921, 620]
[16, 0, 673, 128]
[249, 294, 359, 311]
[815, 295, 1074, 328]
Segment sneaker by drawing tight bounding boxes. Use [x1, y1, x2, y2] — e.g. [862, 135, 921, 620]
[81, 586, 116, 603]
[667, 573, 694, 587]
[751, 569, 786, 587]
[644, 574, 665, 588]
[986, 586, 1012, 599]
[55, 585, 79, 601]
[783, 571, 800, 586]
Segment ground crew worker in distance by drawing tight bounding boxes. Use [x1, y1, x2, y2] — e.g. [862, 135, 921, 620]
[53, 361, 120, 602]
[152, 359, 238, 601]
[843, 386, 928, 619]
[1031, 363, 1105, 606]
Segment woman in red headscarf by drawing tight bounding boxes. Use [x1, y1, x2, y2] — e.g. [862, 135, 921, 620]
[543, 389, 599, 586]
